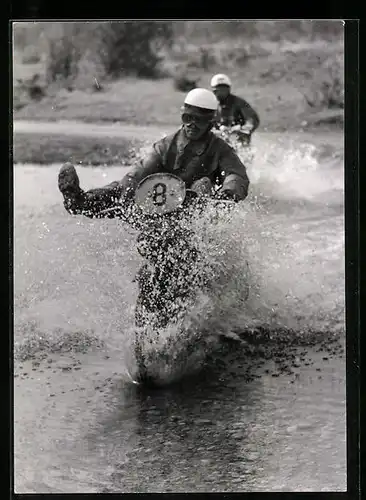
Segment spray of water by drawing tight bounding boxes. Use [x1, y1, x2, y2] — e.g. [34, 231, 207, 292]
[124, 135, 344, 384]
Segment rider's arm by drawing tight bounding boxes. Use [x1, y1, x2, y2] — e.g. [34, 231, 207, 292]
[119, 142, 167, 195]
[235, 97, 260, 132]
[218, 143, 250, 201]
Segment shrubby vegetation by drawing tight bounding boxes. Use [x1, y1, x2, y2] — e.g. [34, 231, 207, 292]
[13, 21, 344, 114]
[44, 22, 173, 85]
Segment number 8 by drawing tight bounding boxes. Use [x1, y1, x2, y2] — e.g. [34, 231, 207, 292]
[152, 183, 167, 206]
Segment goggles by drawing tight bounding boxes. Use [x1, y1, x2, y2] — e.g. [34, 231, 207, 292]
[181, 112, 212, 126]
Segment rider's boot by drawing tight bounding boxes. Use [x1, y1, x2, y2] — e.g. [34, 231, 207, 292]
[58, 163, 85, 214]
[58, 162, 80, 194]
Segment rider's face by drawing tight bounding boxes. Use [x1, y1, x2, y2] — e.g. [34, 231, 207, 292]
[181, 111, 212, 140]
[212, 84, 230, 102]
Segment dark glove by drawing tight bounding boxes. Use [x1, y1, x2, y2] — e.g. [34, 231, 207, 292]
[236, 130, 252, 145]
[217, 189, 239, 202]
[190, 177, 214, 198]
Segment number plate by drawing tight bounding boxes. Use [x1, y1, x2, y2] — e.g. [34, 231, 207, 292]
[134, 173, 186, 215]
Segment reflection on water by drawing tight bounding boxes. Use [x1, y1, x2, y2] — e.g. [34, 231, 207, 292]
[93, 350, 345, 493]
[15, 343, 345, 493]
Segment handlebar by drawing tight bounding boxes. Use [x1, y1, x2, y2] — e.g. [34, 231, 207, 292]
[95, 194, 236, 220]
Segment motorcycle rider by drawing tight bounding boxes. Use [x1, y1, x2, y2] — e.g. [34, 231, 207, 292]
[58, 89, 251, 369]
[58, 88, 250, 216]
[210, 73, 260, 145]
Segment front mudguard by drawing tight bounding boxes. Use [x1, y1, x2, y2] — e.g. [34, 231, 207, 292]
[134, 223, 203, 329]
[134, 261, 198, 329]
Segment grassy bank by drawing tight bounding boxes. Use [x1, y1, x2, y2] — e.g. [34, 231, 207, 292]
[13, 133, 143, 165]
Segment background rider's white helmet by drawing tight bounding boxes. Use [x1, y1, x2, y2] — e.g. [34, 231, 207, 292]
[184, 88, 218, 111]
[210, 73, 232, 88]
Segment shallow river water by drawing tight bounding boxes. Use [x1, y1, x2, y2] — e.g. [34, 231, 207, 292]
[14, 129, 346, 492]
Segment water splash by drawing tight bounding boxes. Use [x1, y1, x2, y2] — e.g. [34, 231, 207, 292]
[247, 136, 344, 206]
[125, 135, 344, 384]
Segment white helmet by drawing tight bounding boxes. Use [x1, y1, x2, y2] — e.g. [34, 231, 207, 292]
[210, 73, 232, 88]
[184, 88, 218, 111]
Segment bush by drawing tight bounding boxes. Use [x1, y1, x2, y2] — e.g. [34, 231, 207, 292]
[173, 73, 199, 92]
[303, 53, 344, 109]
[45, 28, 81, 84]
[96, 22, 173, 78]
[13, 74, 45, 110]
[44, 22, 173, 86]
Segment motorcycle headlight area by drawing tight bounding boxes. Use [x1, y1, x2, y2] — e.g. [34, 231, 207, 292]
[134, 173, 187, 215]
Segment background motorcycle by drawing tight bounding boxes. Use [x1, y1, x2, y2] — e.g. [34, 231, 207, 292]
[213, 124, 253, 147]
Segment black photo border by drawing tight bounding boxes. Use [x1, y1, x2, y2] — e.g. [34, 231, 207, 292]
[6, 14, 360, 500]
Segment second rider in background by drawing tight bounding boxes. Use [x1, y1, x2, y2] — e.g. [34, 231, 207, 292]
[210, 73, 260, 145]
